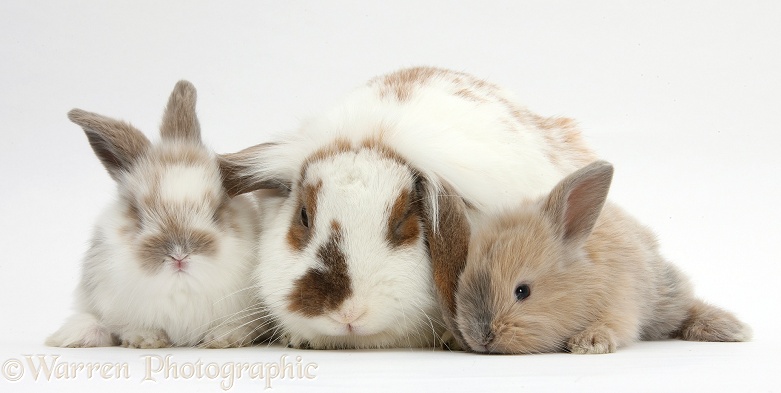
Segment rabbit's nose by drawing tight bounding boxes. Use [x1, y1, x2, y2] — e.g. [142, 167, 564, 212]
[480, 330, 495, 347]
[330, 300, 368, 325]
[169, 253, 190, 271]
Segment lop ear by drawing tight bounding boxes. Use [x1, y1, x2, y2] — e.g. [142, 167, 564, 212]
[543, 160, 614, 245]
[420, 177, 471, 350]
[68, 108, 151, 181]
[218, 142, 293, 197]
[160, 80, 201, 143]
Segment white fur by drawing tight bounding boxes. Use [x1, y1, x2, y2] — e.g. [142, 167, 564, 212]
[250, 67, 598, 349]
[159, 165, 215, 203]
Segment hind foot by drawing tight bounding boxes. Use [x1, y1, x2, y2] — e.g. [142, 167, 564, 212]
[676, 300, 752, 342]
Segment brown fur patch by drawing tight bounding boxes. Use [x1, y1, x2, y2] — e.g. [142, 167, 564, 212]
[287, 221, 352, 316]
[286, 180, 322, 251]
[533, 114, 597, 169]
[454, 88, 488, 103]
[359, 137, 411, 167]
[118, 200, 143, 237]
[137, 227, 218, 274]
[301, 137, 415, 178]
[386, 188, 422, 248]
[373, 67, 442, 102]
[299, 139, 353, 179]
[212, 194, 243, 234]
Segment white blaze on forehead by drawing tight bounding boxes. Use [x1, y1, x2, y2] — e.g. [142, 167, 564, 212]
[160, 165, 214, 202]
[307, 149, 415, 234]
[316, 150, 407, 188]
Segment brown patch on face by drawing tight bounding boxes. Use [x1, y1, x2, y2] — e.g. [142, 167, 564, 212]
[136, 227, 218, 274]
[386, 188, 422, 248]
[286, 180, 322, 251]
[211, 193, 243, 234]
[118, 199, 143, 237]
[287, 221, 352, 317]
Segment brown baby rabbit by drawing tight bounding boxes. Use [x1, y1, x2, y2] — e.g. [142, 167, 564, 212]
[450, 161, 751, 354]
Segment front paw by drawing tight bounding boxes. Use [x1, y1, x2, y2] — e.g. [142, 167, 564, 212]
[281, 333, 313, 349]
[567, 325, 617, 354]
[440, 330, 464, 351]
[120, 330, 171, 349]
[201, 325, 258, 349]
[45, 313, 117, 348]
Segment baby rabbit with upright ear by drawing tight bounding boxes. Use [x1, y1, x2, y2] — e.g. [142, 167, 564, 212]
[454, 161, 751, 354]
[46, 81, 272, 348]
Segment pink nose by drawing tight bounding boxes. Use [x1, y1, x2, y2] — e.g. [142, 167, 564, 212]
[170, 254, 189, 271]
[330, 306, 367, 325]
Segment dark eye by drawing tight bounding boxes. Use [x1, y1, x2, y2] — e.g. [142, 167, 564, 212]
[300, 206, 309, 228]
[515, 284, 531, 301]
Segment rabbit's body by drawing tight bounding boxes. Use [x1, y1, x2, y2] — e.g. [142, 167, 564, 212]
[47, 82, 271, 348]
[297, 67, 596, 213]
[223, 67, 597, 349]
[455, 162, 751, 354]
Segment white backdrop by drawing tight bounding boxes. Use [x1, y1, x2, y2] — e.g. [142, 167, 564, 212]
[1, 1, 778, 392]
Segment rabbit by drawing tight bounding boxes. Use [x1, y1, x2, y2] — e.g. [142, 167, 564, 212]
[46, 81, 274, 349]
[451, 160, 752, 354]
[217, 67, 599, 349]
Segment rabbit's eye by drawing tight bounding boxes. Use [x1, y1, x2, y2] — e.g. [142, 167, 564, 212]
[300, 206, 309, 228]
[514, 284, 531, 301]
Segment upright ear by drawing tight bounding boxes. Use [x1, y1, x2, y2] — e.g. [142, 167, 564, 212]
[218, 142, 293, 197]
[543, 160, 614, 244]
[420, 177, 471, 350]
[68, 108, 151, 182]
[160, 80, 201, 143]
